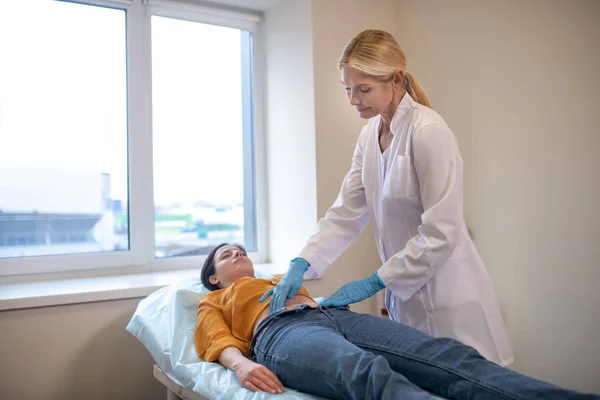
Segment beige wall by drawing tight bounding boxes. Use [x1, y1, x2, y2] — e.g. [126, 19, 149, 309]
[263, 0, 318, 269]
[396, 0, 600, 393]
[302, 0, 398, 314]
[0, 298, 164, 400]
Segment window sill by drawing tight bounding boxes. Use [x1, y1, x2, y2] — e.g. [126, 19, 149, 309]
[0, 263, 283, 311]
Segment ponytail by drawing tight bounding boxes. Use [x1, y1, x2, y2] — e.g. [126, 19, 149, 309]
[403, 71, 431, 108]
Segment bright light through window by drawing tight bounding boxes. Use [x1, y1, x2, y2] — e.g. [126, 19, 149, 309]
[151, 16, 254, 258]
[0, 0, 128, 258]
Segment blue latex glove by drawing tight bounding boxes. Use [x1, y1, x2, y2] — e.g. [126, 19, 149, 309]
[319, 272, 385, 307]
[259, 257, 309, 314]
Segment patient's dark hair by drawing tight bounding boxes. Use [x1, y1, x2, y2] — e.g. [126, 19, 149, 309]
[201, 243, 247, 291]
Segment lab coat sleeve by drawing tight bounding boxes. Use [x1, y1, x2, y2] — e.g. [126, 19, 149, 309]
[299, 128, 371, 277]
[378, 123, 463, 301]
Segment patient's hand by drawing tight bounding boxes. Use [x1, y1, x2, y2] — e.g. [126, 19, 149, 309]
[233, 359, 284, 394]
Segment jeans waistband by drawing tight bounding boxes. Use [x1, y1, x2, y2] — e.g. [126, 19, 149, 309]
[248, 304, 350, 361]
[249, 304, 314, 360]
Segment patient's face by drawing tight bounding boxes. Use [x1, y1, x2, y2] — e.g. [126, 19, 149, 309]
[209, 245, 255, 288]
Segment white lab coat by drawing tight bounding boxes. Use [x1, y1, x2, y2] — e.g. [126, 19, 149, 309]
[299, 93, 514, 366]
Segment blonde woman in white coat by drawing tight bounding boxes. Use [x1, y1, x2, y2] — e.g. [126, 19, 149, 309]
[260, 29, 513, 366]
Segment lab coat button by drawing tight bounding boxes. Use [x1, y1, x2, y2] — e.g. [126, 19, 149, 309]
[428, 237, 435, 243]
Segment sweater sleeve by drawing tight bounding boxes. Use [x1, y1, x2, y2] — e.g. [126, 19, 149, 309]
[194, 296, 250, 362]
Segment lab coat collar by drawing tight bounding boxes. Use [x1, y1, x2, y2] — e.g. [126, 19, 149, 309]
[388, 92, 414, 136]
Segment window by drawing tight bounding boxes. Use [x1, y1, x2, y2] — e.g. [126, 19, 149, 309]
[0, 1, 128, 260]
[151, 17, 256, 258]
[0, 0, 264, 277]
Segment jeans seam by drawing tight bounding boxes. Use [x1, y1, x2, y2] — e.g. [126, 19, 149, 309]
[318, 307, 342, 333]
[261, 352, 366, 398]
[318, 306, 350, 335]
[354, 341, 522, 400]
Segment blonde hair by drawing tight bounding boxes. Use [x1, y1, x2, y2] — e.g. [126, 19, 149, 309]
[338, 30, 431, 108]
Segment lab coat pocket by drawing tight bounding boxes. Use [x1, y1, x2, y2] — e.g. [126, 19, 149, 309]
[426, 255, 478, 311]
[388, 155, 419, 198]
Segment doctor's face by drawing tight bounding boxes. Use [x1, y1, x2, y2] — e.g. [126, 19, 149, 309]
[209, 245, 255, 288]
[341, 66, 395, 119]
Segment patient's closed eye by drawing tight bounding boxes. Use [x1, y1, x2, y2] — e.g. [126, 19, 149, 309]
[221, 251, 247, 260]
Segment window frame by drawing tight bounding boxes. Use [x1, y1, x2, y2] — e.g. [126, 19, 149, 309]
[0, 0, 267, 279]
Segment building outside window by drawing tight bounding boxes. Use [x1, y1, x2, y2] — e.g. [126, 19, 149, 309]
[0, 0, 264, 277]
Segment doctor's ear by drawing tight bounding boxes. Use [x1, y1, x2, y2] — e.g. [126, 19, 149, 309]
[393, 70, 404, 88]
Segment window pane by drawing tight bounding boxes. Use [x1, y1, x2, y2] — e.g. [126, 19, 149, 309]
[151, 17, 252, 258]
[0, 1, 129, 258]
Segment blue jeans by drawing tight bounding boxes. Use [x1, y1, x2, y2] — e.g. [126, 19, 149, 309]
[250, 305, 598, 400]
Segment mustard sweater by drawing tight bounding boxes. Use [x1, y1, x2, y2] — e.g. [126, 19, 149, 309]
[194, 275, 314, 362]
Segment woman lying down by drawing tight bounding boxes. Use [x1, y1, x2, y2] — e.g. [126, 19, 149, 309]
[194, 243, 598, 400]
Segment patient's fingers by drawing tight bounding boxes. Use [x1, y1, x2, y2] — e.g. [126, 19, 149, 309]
[237, 361, 284, 394]
[248, 376, 277, 393]
[256, 368, 284, 392]
[250, 369, 283, 394]
[244, 381, 261, 392]
[241, 374, 266, 392]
